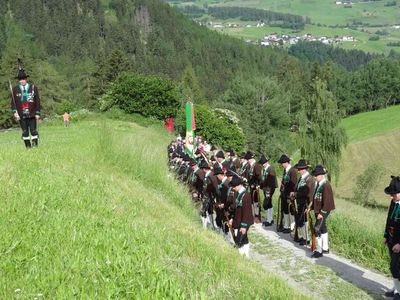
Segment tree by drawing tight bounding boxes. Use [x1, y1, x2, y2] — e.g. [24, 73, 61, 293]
[298, 79, 347, 180]
[218, 76, 294, 157]
[100, 72, 181, 120]
[179, 64, 205, 104]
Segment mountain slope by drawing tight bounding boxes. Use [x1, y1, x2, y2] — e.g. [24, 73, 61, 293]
[337, 105, 400, 206]
[0, 116, 306, 298]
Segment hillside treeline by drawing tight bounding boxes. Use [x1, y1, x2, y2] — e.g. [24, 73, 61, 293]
[207, 6, 310, 30]
[0, 0, 399, 162]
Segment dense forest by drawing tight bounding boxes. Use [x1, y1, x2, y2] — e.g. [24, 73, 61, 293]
[0, 0, 399, 175]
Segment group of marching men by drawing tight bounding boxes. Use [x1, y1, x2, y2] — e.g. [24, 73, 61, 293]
[167, 137, 335, 259]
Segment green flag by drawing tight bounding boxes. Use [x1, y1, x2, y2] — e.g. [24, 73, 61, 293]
[185, 101, 196, 158]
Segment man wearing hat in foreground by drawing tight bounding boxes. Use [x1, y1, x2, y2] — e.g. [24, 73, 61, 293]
[277, 154, 298, 233]
[259, 154, 278, 227]
[229, 175, 254, 258]
[200, 160, 218, 229]
[11, 68, 41, 148]
[291, 159, 315, 245]
[383, 176, 400, 299]
[308, 165, 335, 258]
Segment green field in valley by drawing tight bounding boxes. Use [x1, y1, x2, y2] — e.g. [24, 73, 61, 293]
[169, 0, 400, 54]
[0, 114, 308, 299]
[204, 0, 400, 26]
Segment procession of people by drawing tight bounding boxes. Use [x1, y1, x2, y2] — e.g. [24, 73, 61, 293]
[167, 136, 336, 260]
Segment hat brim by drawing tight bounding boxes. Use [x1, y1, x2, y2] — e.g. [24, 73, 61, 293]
[294, 164, 310, 170]
[384, 186, 400, 195]
[312, 171, 326, 176]
[278, 159, 290, 164]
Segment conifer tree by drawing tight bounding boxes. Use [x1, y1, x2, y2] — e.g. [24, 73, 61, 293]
[298, 78, 347, 180]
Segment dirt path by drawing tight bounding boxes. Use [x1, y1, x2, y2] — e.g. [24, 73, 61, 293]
[248, 223, 392, 299]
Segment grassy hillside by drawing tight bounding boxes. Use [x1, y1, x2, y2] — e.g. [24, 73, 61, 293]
[337, 105, 400, 205]
[0, 116, 307, 299]
[204, 0, 400, 26]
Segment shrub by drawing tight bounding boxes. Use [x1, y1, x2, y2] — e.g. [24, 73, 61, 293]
[352, 163, 385, 207]
[175, 104, 245, 152]
[101, 73, 181, 120]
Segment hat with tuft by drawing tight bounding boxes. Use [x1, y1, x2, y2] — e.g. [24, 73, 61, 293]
[312, 164, 327, 176]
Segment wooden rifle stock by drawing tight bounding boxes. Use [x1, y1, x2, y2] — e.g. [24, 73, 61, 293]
[276, 193, 282, 231]
[307, 211, 317, 252]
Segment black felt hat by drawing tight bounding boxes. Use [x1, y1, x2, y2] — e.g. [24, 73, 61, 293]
[213, 166, 224, 175]
[229, 175, 242, 188]
[244, 151, 254, 160]
[183, 154, 191, 162]
[277, 154, 290, 164]
[258, 154, 269, 165]
[312, 165, 327, 176]
[216, 150, 225, 159]
[294, 159, 310, 170]
[229, 150, 236, 157]
[210, 145, 217, 151]
[385, 176, 400, 195]
[210, 155, 216, 162]
[195, 149, 201, 155]
[240, 152, 246, 159]
[199, 160, 210, 169]
[15, 69, 29, 80]
[189, 159, 197, 167]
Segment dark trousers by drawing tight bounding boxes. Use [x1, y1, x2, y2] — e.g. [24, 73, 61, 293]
[314, 212, 330, 236]
[281, 194, 289, 214]
[263, 189, 275, 210]
[295, 201, 306, 227]
[389, 248, 400, 279]
[20, 118, 38, 140]
[215, 207, 224, 228]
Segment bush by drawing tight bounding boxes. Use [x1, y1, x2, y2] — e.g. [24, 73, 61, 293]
[55, 100, 77, 115]
[100, 73, 181, 120]
[352, 163, 385, 207]
[175, 104, 245, 152]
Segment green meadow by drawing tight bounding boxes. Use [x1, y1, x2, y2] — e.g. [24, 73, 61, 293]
[201, 0, 400, 26]
[338, 105, 400, 205]
[0, 115, 307, 299]
[172, 0, 400, 54]
[318, 105, 400, 274]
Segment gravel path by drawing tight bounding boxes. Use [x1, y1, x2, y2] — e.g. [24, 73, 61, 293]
[249, 223, 392, 299]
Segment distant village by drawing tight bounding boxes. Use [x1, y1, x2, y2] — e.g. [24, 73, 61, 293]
[259, 33, 355, 46]
[208, 22, 356, 46]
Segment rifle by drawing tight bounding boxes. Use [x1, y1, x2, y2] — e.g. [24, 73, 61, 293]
[276, 193, 283, 231]
[307, 210, 317, 252]
[288, 194, 298, 238]
[224, 212, 236, 243]
[9, 80, 19, 121]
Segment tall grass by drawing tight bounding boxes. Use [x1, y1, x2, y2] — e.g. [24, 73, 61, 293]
[329, 198, 389, 274]
[0, 118, 308, 299]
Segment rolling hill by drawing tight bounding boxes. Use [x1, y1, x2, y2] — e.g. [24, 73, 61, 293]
[337, 105, 400, 206]
[0, 114, 305, 298]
